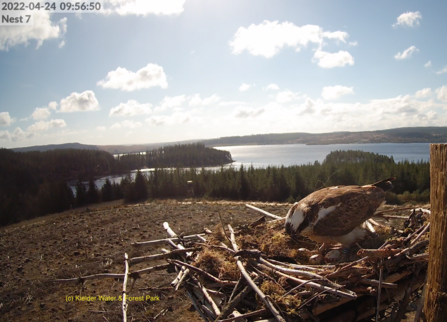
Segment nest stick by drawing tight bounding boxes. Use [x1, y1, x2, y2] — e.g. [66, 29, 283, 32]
[170, 259, 237, 286]
[217, 282, 255, 320]
[187, 290, 211, 322]
[122, 253, 129, 322]
[132, 234, 206, 246]
[228, 224, 286, 322]
[375, 259, 383, 322]
[269, 268, 357, 299]
[129, 247, 199, 265]
[245, 204, 284, 220]
[217, 308, 268, 322]
[258, 257, 329, 281]
[411, 222, 430, 245]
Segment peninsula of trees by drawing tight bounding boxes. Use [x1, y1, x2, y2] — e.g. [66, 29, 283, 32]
[0, 143, 232, 226]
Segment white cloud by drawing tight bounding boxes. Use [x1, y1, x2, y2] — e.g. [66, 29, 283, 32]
[111, 120, 142, 129]
[157, 95, 187, 111]
[0, 130, 11, 141]
[276, 90, 302, 103]
[230, 20, 349, 58]
[97, 126, 106, 131]
[393, 11, 422, 28]
[59, 90, 99, 112]
[0, 112, 11, 126]
[394, 46, 419, 60]
[11, 127, 27, 142]
[188, 94, 220, 106]
[424, 61, 432, 68]
[48, 101, 58, 110]
[313, 50, 354, 68]
[264, 84, 279, 91]
[146, 112, 192, 126]
[109, 100, 152, 116]
[299, 98, 316, 115]
[0, 12, 67, 51]
[97, 63, 168, 91]
[31, 107, 51, 120]
[239, 83, 252, 92]
[436, 67, 447, 75]
[103, 0, 185, 16]
[233, 107, 265, 118]
[27, 119, 66, 132]
[322, 86, 354, 100]
[436, 86, 447, 102]
[415, 88, 432, 98]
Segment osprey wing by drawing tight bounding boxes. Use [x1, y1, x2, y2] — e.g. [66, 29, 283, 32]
[311, 185, 385, 237]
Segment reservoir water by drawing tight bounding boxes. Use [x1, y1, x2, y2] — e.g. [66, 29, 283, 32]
[214, 143, 430, 168]
[71, 143, 430, 191]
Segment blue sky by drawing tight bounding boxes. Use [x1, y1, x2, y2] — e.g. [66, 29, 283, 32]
[1, 0, 447, 149]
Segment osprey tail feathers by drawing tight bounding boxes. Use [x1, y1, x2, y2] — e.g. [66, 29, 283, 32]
[369, 177, 395, 192]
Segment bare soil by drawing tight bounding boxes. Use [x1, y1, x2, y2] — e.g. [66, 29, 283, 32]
[0, 199, 291, 322]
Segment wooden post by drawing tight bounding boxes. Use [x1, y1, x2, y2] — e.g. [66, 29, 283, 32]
[424, 144, 447, 321]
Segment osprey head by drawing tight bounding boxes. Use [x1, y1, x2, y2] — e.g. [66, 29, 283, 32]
[285, 202, 312, 236]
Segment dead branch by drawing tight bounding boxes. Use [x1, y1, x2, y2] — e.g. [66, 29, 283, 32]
[129, 247, 199, 266]
[122, 253, 129, 322]
[245, 204, 283, 220]
[228, 224, 286, 322]
[131, 233, 206, 247]
[170, 259, 237, 286]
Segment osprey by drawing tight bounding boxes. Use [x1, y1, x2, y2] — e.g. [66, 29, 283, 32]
[285, 178, 395, 247]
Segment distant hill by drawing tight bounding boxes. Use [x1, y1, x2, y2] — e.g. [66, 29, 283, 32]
[12, 142, 99, 152]
[10, 127, 447, 153]
[201, 127, 447, 146]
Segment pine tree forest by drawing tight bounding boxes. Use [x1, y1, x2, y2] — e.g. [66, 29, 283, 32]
[0, 145, 429, 226]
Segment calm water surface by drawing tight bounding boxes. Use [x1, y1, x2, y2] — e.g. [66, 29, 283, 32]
[72, 143, 430, 190]
[215, 143, 430, 168]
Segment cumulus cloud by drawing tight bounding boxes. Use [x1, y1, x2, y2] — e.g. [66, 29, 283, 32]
[394, 46, 419, 60]
[103, 0, 185, 16]
[48, 101, 58, 110]
[393, 11, 422, 28]
[424, 61, 432, 68]
[436, 67, 447, 75]
[276, 90, 302, 103]
[415, 88, 432, 98]
[97, 63, 168, 91]
[146, 112, 192, 126]
[313, 50, 354, 68]
[239, 83, 253, 92]
[59, 90, 99, 112]
[188, 94, 220, 106]
[27, 119, 66, 132]
[0, 112, 11, 126]
[0, 12, 67, 51]
[436, 86, 447, 102]
[0, 130, 10, 141]
[97, 126, 106, 131]
[299, 98, 316, 115]
[230, 20, 350, 58]
[322, 86, 354, 100]
[157, 95, 187, 111]
[111, 120, 142, 129]
[233, 107, 265, 118]
[31, 107, 51, 120]
[264, 84, 279, 91]
[109, 100, 152, 116]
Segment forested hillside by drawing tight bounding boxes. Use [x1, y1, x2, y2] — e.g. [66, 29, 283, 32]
[0, 143, 233, 226]
[117, 143, 233, 169]
[202, 126, 447, 146]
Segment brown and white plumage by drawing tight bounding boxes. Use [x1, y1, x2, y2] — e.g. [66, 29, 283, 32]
[285, 178, 395, 247]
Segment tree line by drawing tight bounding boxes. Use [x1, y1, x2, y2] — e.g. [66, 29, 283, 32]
[0, 148, 429, 226]
[0, 143, 232, 226]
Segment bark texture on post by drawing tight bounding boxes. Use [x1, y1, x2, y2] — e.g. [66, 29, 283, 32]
[425, 144, 447, 321]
